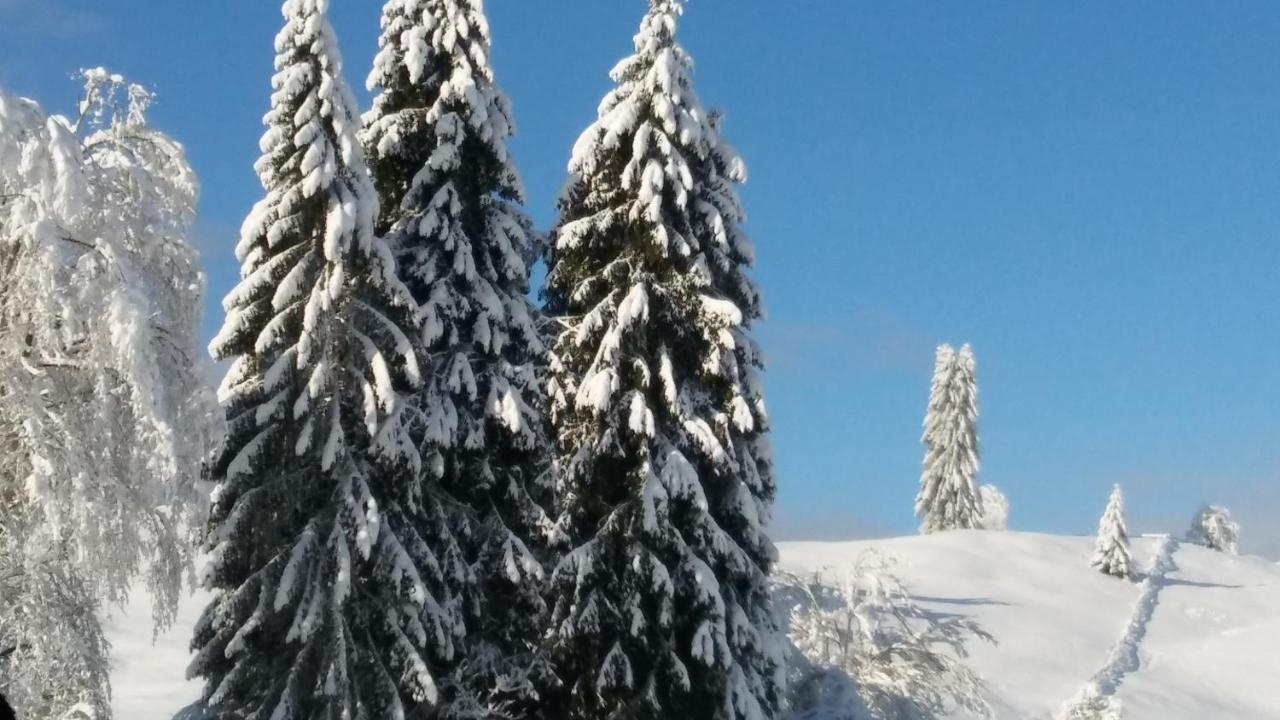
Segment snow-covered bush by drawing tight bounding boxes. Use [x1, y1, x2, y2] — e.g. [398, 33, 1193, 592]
[979, 485, 1008, 531]
[1060, 687, 1124, 720]
[0, 71, 217, 720]
[1188, 505, 1239, 554]
[779, 551, 994, 720]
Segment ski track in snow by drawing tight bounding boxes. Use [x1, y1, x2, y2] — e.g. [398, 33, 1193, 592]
[1057, 535, 1179, 719]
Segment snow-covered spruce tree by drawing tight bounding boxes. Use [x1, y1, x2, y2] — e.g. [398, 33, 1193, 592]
[1188, 504, 1239, 555]
[915, 343, 983, 533]
[363, 2, 553, 715]
[190, 2, 458, 717]
[544, 2, 784, 718]
[1090, 485, 1131, 578]
[1, 72, 217, 720]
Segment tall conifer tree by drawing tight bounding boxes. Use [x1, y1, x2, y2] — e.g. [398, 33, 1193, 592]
[362, 0, 552, 713]
[190, 1, 460, 716]
[915, 343, 983, 533]
[544, 2, 784, 718]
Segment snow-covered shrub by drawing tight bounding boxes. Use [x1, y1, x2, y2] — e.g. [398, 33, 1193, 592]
[1060, 686, 1124, 720]
[0, 71, 217, 720]
[979, 485, 1008, 531]
[1188, 505, 1239, 554]
[779, 551, 994, 720]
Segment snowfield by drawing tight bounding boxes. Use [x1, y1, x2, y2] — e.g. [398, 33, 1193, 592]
[778, 531, 1280, 719]
[107, 531, 1280, 720]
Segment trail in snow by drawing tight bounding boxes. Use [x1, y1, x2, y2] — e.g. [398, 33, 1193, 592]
[1056, 535, 1179, 720]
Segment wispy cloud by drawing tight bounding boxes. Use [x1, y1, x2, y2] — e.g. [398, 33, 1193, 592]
[0, 0, 105, 39]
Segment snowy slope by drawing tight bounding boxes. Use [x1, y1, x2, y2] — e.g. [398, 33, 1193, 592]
[107, 531, 1280, 720]
[778, 531, 1280, 720]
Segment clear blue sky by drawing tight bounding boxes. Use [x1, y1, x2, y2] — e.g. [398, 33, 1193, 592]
[4, 1, 1279, 554]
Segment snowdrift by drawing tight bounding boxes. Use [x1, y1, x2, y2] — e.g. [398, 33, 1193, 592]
[106, 531, 1280, 719]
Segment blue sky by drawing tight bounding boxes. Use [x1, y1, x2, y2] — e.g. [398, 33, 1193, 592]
[4, 1, 1279, 554]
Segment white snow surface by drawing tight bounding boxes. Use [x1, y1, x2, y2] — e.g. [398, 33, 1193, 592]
[780, 531, 1280, 720]
[107, 531, 1280, 720]
[103, 586, 211, 720]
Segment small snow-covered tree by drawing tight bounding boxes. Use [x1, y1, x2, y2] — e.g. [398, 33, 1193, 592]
[978, 485, 1007, 531]
[1059, 688, 1124, 720]
[189, 2, 456, 717]
[1188, 504, 1239, 555]
[363, 1, 553, 714]
[1, 71, 217, 720]
[915, 343, 982, 533]
[779, 552, 994, 720]
[1090, 485, 1131, 578]
[543, 1, 784, 718]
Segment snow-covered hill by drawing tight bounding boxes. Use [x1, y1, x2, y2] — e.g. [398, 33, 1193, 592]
[106, 531, 1280, 720]
[778, 531, 1280, 719]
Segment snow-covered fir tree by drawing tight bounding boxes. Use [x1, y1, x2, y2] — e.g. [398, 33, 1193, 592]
[543, 2, 784, 718]
[190, 2, 460, 717]
[915, 343, 983, 533]
[1, 72, 217, 720]
[1188, 504, 1239, 555]
[1090, 485, 1131, 578]
[363, 1, 553, 714]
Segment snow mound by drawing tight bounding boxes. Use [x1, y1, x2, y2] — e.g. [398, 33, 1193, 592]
[778, 531, 1280, 720]
[107, 531, 1280, 720]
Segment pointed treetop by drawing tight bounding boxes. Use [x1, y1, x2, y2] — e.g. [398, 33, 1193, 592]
[234, 0, 379, 264]
[365, 0, 523, 217]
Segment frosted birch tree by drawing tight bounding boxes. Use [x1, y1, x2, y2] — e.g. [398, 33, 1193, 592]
[915, 344, 983, 533]
[780, 553, 994, 720]
[363, 1, 553, 714]
[188, 2, 459, 716]
[544, 2, 784, 718]
[1091, 485, 1131, 578]
[0, 70, 217, 720]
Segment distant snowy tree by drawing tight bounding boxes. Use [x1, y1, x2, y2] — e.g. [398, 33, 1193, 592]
[1188, 505, 1239, 555]
[0, 71, 217, 720]
[543, 1, 784, 718]
[779, 552, 994, 720]
[978, 485, 1007, 531]
[1090, 486, 1131, 578]
[1059, 689, 1124, 720]
[915, 344, 982, 533]
[363, 1, 553, 714]
[189, 2, 456, 717]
